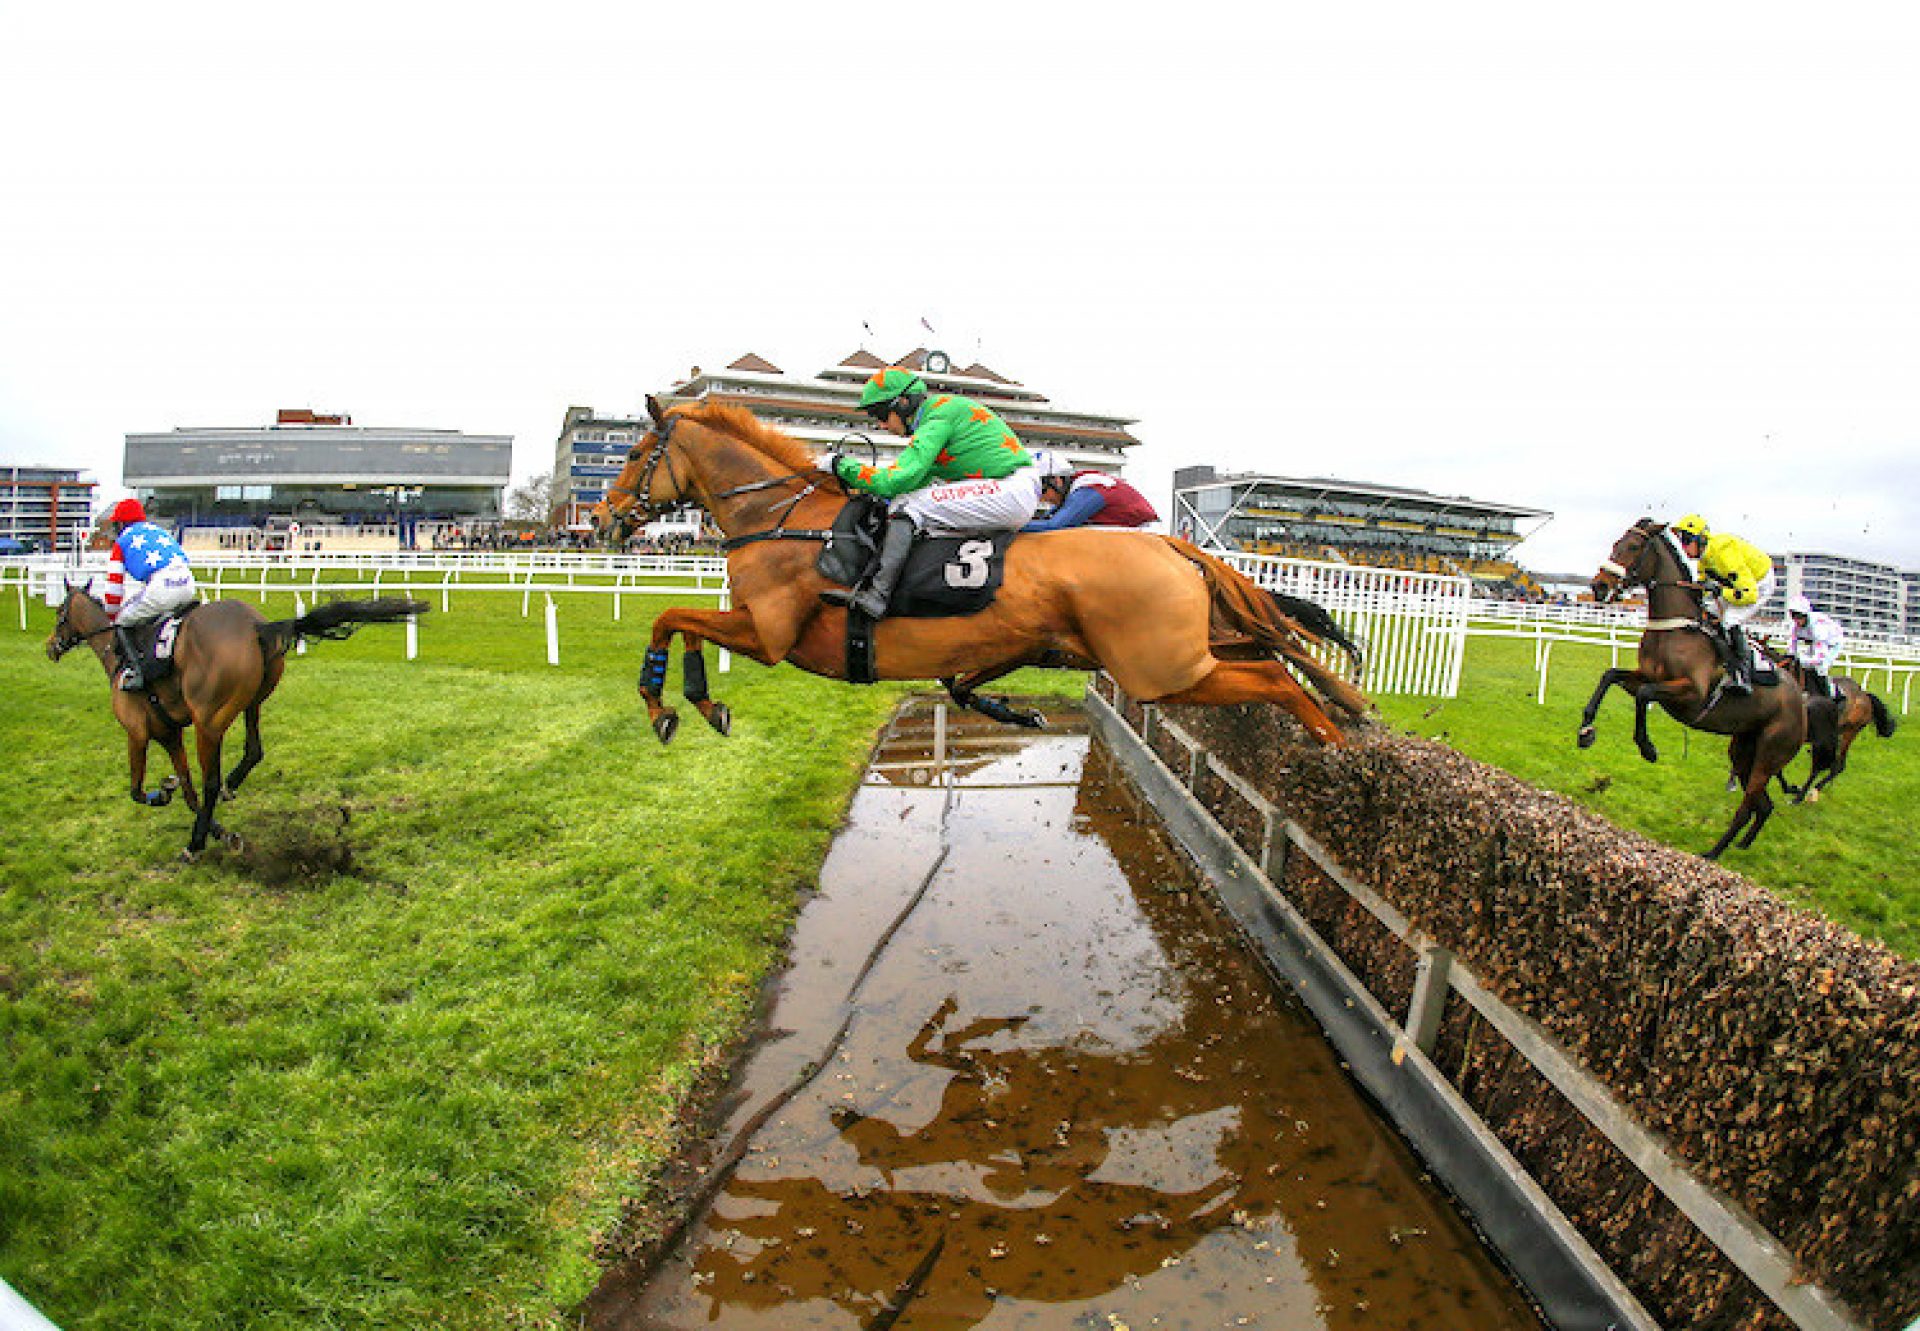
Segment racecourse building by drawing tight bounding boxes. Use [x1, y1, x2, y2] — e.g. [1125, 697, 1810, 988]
[553, 406, 649, 531]
[1, 465, 97, 553]
[1766, 551, 1917, 640]
[124, 409, 512, 550]
[1171, 466, 1552, 591]
[655, 349, 1142, 477]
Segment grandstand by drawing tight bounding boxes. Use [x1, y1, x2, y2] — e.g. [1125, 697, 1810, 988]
[1171, 466, 1552, 596]
[123, 409, 512, 553]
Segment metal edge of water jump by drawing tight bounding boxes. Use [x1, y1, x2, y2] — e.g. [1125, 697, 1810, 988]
[1083, 687, 1660, 1331]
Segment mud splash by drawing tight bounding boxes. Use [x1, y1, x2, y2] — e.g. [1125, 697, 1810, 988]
[588, 701, 1542, 1330]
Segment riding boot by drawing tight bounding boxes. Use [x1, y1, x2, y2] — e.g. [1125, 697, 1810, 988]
[114, 626, 145, 691]
[822, 514, 916, 620]
[1723, 625, 1753, 694]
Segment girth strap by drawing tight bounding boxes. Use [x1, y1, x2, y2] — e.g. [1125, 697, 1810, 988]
[720, 528, 835, 552]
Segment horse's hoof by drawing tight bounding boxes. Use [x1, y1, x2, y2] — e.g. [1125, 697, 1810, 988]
[222, 830, 245, 851]
[654, 711, 680, 745]
[179, 848, 199, 865]
[1637, 744, 1659, 763]
[1576, 726, 1596, 749]
[705, 702, 732, 737]
[220, 785, 237, 802]
[1806, 787, 1820, 804]
[161, 776, 180, 792]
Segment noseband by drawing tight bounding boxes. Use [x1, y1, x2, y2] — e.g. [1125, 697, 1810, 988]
[606, 413, 685, 520]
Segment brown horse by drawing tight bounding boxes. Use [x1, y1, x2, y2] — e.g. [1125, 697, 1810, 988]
[1578, 518, 1806, 858]
[47, 583, 426, 859]
[1775, 657, 1897, 802]
[590, 397, 1367, 744]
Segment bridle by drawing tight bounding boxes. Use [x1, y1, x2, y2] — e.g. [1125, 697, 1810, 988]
[48, 586, 113, 659]
[1597, 522, 1708, 625]
[602, 409, 843, 550]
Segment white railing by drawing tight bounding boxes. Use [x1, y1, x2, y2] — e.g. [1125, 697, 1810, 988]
[1220, 552, 1473, 697]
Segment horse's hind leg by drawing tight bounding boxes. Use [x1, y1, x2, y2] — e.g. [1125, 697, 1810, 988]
[185, 719, 238, 859]
[220, 704, 266, 799]
[1156, 659, 1344, 745]
[944, 661, 1047, 729]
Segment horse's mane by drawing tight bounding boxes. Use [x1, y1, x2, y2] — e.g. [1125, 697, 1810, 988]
[675, 401, 819, 474]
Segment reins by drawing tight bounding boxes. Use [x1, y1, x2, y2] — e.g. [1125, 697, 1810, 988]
[609, 410, 847, 551]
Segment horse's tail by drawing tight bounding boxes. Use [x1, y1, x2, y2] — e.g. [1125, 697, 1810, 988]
[1869, 692, 1897, 739]
[1163, 537, 1371, 719]
[257, 598, 429, 662]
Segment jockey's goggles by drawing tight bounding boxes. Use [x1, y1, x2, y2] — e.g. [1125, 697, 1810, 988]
[863, 399, 896, 423]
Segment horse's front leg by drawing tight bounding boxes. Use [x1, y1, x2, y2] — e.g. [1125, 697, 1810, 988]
[125, 732, 172, 808]
[676, 631, 731, 736]
[1576, 668, 1644, 749]
[642, 608, 770, 744]
[1630, 680, 1696, 763]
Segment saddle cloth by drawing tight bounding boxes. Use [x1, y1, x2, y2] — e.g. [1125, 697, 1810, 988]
[818, 496, 1014, 619]
[130, 603, 199, 685]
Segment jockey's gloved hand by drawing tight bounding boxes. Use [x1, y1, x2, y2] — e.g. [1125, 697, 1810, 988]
[829, 454, 859, 484]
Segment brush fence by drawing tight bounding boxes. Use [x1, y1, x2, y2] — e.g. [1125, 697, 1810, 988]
[1088, 675, 1915, 1331]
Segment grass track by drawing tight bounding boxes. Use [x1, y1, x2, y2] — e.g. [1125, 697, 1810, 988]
[2, 588, 1911, 1328]
[1, 588, 909, 1329]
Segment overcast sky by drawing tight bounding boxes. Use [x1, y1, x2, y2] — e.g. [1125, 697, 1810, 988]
[3, 2, 1917, 576]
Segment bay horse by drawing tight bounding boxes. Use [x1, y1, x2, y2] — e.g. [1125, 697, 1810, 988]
[1775, 657, 1897, 802]
[47, 584, 427, 859]
[1578, 518, 1806, 858]
[590, 397, 1367, 745]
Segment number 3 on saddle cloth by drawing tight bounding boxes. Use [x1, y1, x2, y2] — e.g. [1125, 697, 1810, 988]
[817, 496, 1015, 683]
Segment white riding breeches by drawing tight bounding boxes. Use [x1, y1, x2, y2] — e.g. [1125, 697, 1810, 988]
[115, 561, 197, 626]
[890, 467, 1043, 535]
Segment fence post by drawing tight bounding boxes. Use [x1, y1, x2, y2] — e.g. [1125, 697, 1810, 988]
[545, 594, 560, 665]
[294, 595, 308, 655]
[1405, 941, 1454, 1055]
[406, 610, 418, 661]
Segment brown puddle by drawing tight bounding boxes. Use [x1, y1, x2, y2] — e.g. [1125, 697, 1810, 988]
[589, 700, 1544, 1331]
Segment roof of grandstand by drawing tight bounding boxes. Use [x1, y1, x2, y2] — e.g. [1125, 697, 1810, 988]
[1180, 470, 1552, 522]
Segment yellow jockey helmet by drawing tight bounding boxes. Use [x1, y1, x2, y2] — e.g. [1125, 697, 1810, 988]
[1672, 514, 1710, 542]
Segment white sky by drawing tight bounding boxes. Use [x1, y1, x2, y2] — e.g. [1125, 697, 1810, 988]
[2, 2, 1917, 577]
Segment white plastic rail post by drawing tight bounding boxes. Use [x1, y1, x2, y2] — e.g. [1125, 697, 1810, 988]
[545, 594, 559, 666]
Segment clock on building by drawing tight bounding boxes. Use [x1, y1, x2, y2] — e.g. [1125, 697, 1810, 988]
[924, 350, 951, 374]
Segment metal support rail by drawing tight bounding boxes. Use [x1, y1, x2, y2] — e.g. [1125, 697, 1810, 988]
[1090, 680, 1867, 1331]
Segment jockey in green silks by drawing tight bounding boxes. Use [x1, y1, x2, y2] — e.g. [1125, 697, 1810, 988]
[823, 366, 1042, 620]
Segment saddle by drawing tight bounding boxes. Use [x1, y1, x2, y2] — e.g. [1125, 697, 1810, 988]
[818, 496, 1014, 619]
[125, 603, 200, 687]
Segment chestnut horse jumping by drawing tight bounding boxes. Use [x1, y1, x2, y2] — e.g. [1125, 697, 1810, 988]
[1579, 518, 1806, 858]
[591, 398, 1367, 744]
[47, 584, 426, 859]
[1775, 657, 1897, 802]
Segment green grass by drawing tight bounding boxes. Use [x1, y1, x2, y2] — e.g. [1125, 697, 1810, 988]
[2, 588, 1911, 1329]
[0, 587, 908, 1329]
[1373, 630, 1919, 959]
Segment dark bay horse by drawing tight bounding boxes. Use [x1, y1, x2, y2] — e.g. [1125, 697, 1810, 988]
[47, 584, 426, 859]
[1776, 657, 1897, 802]
[591, 398, 1368, 745]
[1578, 518, 1806, 859]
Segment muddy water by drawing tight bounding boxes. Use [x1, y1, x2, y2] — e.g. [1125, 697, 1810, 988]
[590, 701, 1543, 1331]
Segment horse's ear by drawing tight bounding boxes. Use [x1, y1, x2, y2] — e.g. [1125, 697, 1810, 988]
[645, 394, 667, 425]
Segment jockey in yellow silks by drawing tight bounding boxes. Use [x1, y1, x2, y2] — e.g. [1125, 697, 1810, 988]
[1672, 514, 1775, 694]
[823, 366, 1041, 620]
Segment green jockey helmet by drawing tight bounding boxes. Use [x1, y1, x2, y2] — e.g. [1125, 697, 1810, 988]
[858, 367, 927, 421]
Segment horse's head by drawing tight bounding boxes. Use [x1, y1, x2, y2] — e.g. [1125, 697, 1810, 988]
[46, 580, 104, 662]
[1590, 518, 1666, 604]
[593, 394, 688, 546]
